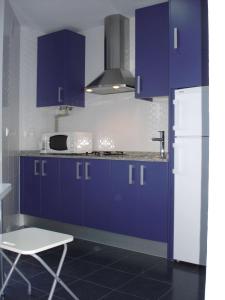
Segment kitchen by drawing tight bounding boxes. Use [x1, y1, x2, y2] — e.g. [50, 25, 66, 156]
[0, 0, 209, 299]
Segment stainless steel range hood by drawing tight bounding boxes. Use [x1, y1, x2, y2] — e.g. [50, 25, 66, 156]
[86, 14, 135, 95]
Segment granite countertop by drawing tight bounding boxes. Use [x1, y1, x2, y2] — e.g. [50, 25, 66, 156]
[20, 151, 168, 162]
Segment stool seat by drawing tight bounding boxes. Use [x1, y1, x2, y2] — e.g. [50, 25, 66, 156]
[0, 227, 73, 255]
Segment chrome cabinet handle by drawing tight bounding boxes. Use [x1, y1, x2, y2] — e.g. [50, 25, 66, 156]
[34, 160, 40, 176]
[76, 162, 82, 180]
[58, 87, 63, 103]
[42, 160, 47, 176]
[140, 165, 145, 186]
[85, 162, 91, 180]
[137, 75, 141, 94]
[174, 27, 178, 49]
[128, 165, 134, 185]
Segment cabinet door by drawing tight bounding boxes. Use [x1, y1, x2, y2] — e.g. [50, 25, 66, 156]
[37, 30, 85, 107]
[110, 161, 138, 236]
[37, 31, 65, 107]
[135, 162, 168, 242]
[40, 158, 61, 221]
[169, 0, 208, 88]
[60, 158, 84, 225]
[83, 159, 111, 231]
[63, 30, 85, 107]
[20, 157, 41, 217]
[135, 3, 169, 99]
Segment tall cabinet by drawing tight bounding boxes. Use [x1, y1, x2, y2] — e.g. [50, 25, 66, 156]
[168, 0, 209, 262]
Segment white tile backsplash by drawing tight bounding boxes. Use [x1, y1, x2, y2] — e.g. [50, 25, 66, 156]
[59, 93, 168, 152]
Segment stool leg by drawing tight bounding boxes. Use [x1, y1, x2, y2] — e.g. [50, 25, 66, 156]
[0, 254, 21, 297]
[33, 247, 79, 300]
[48, 244, 67, 299]
[0, 251, 31, 295]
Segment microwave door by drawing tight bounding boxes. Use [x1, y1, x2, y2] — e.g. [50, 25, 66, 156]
[49, 135, 68, 151]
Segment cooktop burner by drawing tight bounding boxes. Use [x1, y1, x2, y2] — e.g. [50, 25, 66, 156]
[92, 151, 124, 156]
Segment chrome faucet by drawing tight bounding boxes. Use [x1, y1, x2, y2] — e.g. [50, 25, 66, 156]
[152, 131, 166, 159]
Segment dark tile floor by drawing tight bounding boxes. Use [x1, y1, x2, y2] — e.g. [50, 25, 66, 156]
[1, 239, 206, 299]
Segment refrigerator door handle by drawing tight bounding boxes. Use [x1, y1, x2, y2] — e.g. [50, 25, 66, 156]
[174, 97, 182, 133]
[173, 143, 182, 175]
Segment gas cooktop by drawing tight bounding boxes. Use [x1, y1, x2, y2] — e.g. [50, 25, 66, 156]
[91, 151, 124, 156]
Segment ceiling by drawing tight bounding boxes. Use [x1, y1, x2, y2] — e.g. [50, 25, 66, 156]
[9, 0, 167, 33]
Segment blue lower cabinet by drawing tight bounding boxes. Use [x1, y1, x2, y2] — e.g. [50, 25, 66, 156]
[40, 158, 61, 221]
[60, 158, 84, 225]
[135, 162, 168, 242]
[20, 156, 169, 244]
[110, 161, 168, 242]
[110, 161, 138, 236]
[83, 160, 111, 231]
[20, 157, 41, 217]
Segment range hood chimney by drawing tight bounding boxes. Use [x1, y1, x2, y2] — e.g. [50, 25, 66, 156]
[86, 14, 135, 95]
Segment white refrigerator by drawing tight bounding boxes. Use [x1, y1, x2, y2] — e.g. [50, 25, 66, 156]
[173, 86, 209, 265]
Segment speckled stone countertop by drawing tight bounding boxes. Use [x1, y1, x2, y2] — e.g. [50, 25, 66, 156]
[20, 151, 168, 162]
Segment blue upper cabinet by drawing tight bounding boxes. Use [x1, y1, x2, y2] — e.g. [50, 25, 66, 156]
[135, 3, 169, 99]
[37, 30, 85, 107]
[169, 0, 209, 88]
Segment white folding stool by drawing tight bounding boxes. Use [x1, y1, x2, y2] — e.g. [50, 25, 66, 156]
[0, 227, 79, 300]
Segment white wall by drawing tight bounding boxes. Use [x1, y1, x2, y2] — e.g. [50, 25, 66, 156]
[0, 0, 5, 182]
[205, 0, 225, 298]
[19, 18, 168, 152]
[2, 0, 21, 231]
[19, 27, 55, 150]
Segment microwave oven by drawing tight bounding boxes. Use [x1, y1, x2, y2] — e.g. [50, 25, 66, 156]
[40, 132, 93, 154]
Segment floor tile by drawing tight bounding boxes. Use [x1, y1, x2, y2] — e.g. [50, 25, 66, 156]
[101, 290, 145, 300]
[84, 267, 135, 289]
[123, 258, 206, 286]
[142, 260, 174, 283]
[55, 279, 111, 300]
[40, 296, 63, 300]
[66, 241, 98, 259]
[110, 252, 166, 275]
[1, 238, 206, 299]
[4, 281, 47, 300]
[81, 246, 132, 266]
[159, 263, 206, 300]
[25, 251, 74, 268]
[71, 239, 106, 253]
[30, 271, 77, 293]
[119, 276, 171, 300]
[4, 260, 43, 282]
[60, 258, 103, 279]
[159, 286, 205, 300]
